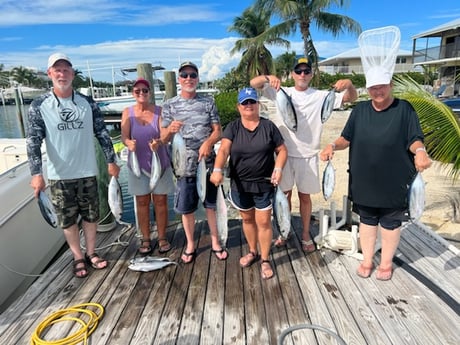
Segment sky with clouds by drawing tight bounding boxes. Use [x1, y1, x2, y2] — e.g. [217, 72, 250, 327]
[0, 0, 459, 83]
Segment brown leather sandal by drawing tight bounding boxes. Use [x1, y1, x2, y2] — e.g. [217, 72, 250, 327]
[239, 251, 259, 267]
[260, 260, 274, 280]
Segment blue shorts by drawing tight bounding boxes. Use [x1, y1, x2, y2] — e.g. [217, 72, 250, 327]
[228, 189, 273, 211]
[353, 204, 407, 230]
[174, 176, 217, 214]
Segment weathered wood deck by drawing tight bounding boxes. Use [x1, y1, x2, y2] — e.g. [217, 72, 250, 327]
[0, 214, 459, 345]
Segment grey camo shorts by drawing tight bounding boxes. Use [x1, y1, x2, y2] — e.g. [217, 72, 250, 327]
[49, 176, 99, 229]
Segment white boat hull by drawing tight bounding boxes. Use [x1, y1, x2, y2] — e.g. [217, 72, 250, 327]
[0, 139, 65, 312]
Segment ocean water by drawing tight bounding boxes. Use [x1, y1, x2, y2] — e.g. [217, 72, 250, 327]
[0, 104, 29, 138]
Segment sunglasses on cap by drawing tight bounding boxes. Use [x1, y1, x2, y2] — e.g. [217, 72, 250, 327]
[240, 99, 257, 105]
[294, 68, 312, 75]
[179, 72, 198, 79]
[134, 88, 149, 95]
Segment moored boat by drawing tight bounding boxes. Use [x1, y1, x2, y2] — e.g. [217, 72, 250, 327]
[0, 139, 66, 312]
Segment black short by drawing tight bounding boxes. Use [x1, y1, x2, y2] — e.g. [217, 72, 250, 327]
[353, 204, 407, 230]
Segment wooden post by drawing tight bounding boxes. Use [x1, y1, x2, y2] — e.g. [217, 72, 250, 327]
[136, 63, 155, 104]
[164, 71, 177, 101]
[13, 87, 26, 137]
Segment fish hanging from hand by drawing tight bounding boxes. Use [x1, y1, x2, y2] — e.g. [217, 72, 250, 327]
[276, 88, 297, 132]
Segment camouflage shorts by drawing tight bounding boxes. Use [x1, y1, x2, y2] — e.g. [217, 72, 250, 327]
[49, 176, 99, 229]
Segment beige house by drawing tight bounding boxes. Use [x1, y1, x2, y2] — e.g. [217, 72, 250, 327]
[412, 18, 460, 97]
[318, 47, 414, 75]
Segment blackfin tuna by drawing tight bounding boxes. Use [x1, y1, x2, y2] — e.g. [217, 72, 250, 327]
[172, 133, 187, 177]
[409, 172, 425, 222]
[322, 160, 335, 201]
[196, 158, 207, 202]
[276, 88, 297, 132]
[321, 89, 336, 123]
[216, 185, 228, 247]
[129, 150, 141, 178]
[38, 191, 58, 228]
[273, 187, 291, 240]
[108, 176, 123, 222]
[128, 256, 177, 272]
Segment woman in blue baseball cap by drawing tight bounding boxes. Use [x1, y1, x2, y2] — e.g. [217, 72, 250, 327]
[210, 87, 287, 280]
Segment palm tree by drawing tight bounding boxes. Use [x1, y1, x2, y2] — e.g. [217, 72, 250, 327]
[254, 0, 362, 83]
[275, 51, 297, 82]
[393, 75, 460, 182]
[228, 7, 291, 79]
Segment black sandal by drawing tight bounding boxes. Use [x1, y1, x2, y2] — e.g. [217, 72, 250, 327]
[158, 238, 172, 254]
[138, 238, 152, 255]
[85, 253, 108, 270]
[260, 260, 274, 280]
[239, 251, 259, 267]
[212, 248, 228, 261]
[73, 258, 88, 278]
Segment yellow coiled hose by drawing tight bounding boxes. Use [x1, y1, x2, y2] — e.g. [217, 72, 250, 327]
[30, 303, 104, 345]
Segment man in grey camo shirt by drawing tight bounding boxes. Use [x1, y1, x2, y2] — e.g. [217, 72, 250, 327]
[161, 61, 228, 263]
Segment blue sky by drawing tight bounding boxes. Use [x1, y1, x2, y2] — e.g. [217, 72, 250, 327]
[1, 0, 459, 83]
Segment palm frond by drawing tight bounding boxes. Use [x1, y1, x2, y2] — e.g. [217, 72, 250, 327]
[393, 74, 460, 181]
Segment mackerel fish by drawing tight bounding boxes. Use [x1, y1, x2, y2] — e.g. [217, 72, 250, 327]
[38, 191, 58, 228]
[276, 88, 297, 132]
[322, 160, 335, 201]
[408, 172, 425, 222]
[108, 176, 123, 222]
[216, 185, 228, 247]
[172, 132, 187, 177]
[273, 187, 291, 240]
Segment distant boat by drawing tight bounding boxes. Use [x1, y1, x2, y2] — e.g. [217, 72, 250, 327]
[0, 86, 46, 105]
[0, 139, 66, 312]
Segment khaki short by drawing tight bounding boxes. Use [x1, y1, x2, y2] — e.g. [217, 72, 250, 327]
[49, 176, 99, 229]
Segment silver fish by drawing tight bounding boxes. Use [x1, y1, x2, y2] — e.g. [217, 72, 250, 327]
[276, 88, 297, 132]
[273, 187, 291, 240]
[196, 158, 207, 202]
[322, 160, 335, 201]
[321, 89, 336, 123]
[216, 185, 228, 247]
[38, 191, 58, 228]
[129, 150, 141, 178]
[128, 256, 177, 272]
[108, 176, 123, 222]
[409, 172, 425, 222]
[149, 150, 162, 191]
[172, 132, 187, 177]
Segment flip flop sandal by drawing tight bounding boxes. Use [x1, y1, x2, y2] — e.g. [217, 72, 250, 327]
[212, 248, 228, 261]
[302, 240, 316, 253]
[376, 266, 393, 281]
[181, 250, 196, 264]
[357, 263, 374, 278]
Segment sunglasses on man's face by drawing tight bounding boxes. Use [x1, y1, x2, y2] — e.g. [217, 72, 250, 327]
[240, 99, 257, 105]
[179, 72, 198, 79]
[294, 68, 312, 75]
[133, 88, 149, 95]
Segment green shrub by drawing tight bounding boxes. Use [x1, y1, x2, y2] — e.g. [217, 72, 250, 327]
[215, 91, 239, 129]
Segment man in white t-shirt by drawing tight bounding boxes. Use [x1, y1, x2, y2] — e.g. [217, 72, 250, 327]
[250, 57, 357, 252]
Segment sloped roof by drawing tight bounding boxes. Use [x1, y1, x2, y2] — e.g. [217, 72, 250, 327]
[412, 18, 460, 39]
[319, 47, 413, 64]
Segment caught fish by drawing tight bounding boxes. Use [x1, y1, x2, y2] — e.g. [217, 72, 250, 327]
[108, 176, 123, 222]
[216, 185, 228, 247]
[38, 191, 58, 228]
[172, 132, 187, 177]
[129, 150, 141, 178]
[149, 150, 162, 191]
[321, 88, 336, 123]
[276, 88, 297, 132]
[273, 187, 291, 240]
[196, 158, 207, 202]
[322, 160, 335, 201]
[409, 172, 425, 222]
[128, 256, 177, 272]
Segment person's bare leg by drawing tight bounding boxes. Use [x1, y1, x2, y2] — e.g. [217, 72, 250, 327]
[376, 226, 401, 280]
[357, 223, 378, 278]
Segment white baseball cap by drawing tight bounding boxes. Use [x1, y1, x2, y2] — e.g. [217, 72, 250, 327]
[365, 66, 392, 88]
[47, 53, 72, 69]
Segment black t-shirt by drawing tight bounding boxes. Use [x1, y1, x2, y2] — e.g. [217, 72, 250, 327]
[342, 98, 424, 208]
[223, 118, 284, 193]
